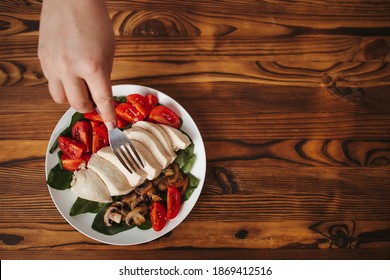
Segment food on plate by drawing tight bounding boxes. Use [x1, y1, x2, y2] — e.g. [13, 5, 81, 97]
[148, 105, 181, 128]
[71, 166, 112, 203]
[124, 127, 174, 168]
[133, 121, 177, 159]
[97, 146, 147, 187]
[47, 92, 198, 235]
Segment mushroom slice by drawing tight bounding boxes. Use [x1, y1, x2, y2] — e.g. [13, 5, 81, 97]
[124, 205, 148, 226]
[164, 163, 181, 185]
[104, 204, 123, 226]
[135, 181, 153, 196]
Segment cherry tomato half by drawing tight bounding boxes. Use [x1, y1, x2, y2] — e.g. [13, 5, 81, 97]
[146, 94, 158, 108]
[148, 105, 181, 128]
[116, 103, 144, 124]
[58, 136, 86, 159]
[126, 94, 152, 119]
[84, 110, 103, 122]
[61, 153, 91, 171]
[71, 121, 92, 152]
[91, 121, 109, 153]
[150, 202, 167, 231]
[167, 186, 181, 219]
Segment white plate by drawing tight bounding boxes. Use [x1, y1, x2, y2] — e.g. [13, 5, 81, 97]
[45, 84, 206, 245]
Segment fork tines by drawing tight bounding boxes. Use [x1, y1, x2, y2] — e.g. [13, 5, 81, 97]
[109, 128, 144, 174]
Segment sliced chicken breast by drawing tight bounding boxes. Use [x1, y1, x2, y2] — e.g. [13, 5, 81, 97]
[97, 146, 147, 188]
[124, 128, 174, 168]
[131, 140, 162, 180]
[87, 153, 132, 196]
[71, 167, 112, 203]
[133, 121, 176, 158]
[159, 124, 191, 151]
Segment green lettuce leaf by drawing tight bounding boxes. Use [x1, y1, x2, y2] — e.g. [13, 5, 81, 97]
[174, 143, 194, 169]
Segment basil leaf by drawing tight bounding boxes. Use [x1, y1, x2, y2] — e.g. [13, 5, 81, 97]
[182, 173, 199, 201]
[47, 163, 73, 190]
[70, 197, 106, 216]
[92, 204, 136, 235]
[49, 112, 84, 153]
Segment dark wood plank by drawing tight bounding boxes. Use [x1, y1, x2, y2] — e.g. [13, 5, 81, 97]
[0, 220, 389, 254]
[1, 10, 390, 38]
[1, 60, 390, 88]
[1, 248, 389, 260]
[1, 36, 390, 62]
[2, 85, 390, 140]
[1, 0, 390, 18]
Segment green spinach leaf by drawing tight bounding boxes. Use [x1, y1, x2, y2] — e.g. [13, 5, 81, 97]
[182, 173, 199, 201]
[47, 163, 73, 190]
[70, 197, 107, 216]
[92, 204, 136, 235]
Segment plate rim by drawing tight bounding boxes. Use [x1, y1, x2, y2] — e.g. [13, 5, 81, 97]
[45, 84, 206, 245]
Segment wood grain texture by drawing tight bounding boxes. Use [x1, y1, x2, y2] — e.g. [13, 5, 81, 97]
[1, 0, 390, 260]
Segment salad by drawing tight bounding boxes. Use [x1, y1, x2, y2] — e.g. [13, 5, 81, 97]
[47, 92, 199, 235]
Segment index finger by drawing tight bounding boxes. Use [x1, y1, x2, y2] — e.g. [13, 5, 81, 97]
[85, 71, 116, 126]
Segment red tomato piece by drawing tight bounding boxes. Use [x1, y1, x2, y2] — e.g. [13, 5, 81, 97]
[116, 103, 144, 123]
[61, 153, 91, 171]
[116, 115, 130, 129]
[167, 186, 181, 219]
[150, 202, 167, 231]
[91, 121, 109, 153]
[58, 136, 86, 159]
[71, 121, 92, 152]
[126, 94, 152, 119]
[84, 110, 103, 122]
[146, 94, 158, 108]
[148, 106, 181, 128]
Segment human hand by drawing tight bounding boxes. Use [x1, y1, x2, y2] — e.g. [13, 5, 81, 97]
[38, 0, 116, 126]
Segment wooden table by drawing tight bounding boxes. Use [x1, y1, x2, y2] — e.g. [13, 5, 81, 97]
[1, 0, 389, 260]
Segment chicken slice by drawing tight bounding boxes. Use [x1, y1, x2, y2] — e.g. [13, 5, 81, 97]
[133, 121, 176, 158]
[131, 140, 162, 180]
[158, 124, 191, 151]
[71, 167, 112, 203]
[97, 146, 147, 188]
[124, 128, 174, 168]
[87, 153, 132, 196]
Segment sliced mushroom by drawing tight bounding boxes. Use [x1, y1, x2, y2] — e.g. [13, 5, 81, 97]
[157, 177, 169, 191]
[165, 163, 180, 184]
[179, 174, 189, 195]
[124, 204, 148, 226]
[104, 204, 123, 227]
[130, 195, 146, 210]
[121, 192, 137, 206]
[135, 181, 153, 196]
[146, 187, 163, 202]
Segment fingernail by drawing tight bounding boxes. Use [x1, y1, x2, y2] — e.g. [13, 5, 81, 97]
[105, 121, 115, 131]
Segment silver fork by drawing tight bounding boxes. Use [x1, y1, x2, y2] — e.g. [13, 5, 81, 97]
[95, 108, 144, 173]
[108, 126, 144, 174]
